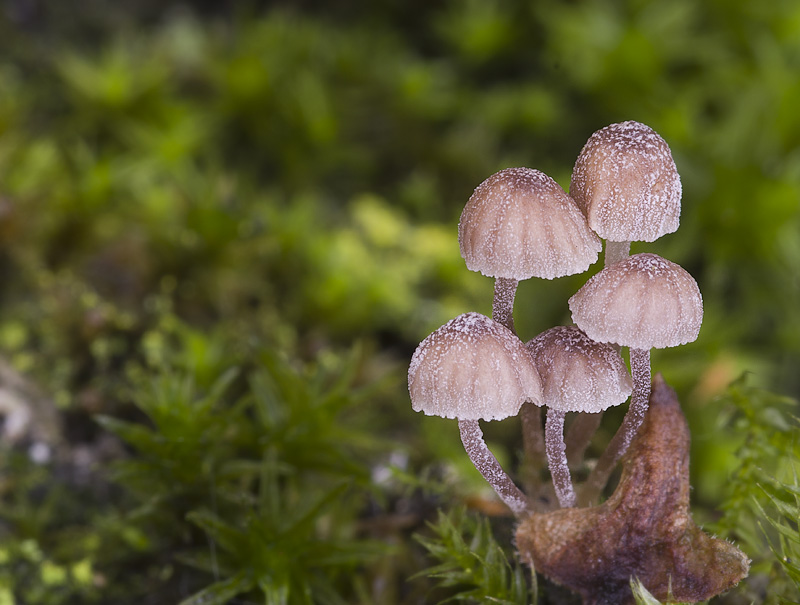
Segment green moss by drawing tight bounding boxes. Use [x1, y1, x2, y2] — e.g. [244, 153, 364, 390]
[0, 0, 798, 601]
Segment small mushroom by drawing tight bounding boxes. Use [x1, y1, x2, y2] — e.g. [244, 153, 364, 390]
[409, 312, 543, 516]
[569, 121, 682, 266]
[459, 167, 601, 332]
[568, 253, 702, 502]
[527, 326, 632, 508]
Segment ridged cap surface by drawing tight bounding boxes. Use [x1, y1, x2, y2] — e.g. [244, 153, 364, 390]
[570, 121, 681, 243]
[459, 168, 601, 280]
[569, 253, 703, 350]
[527, 326, 632, 413]
[409, 312, 543, 421]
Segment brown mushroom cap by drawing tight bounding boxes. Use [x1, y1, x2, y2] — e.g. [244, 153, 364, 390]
[458, 167, 601, 280]
[409, 312, 543, 421]
[527, 326, 632, 414]
[568, 253, 703, 350]
[569, 121, 681, 243]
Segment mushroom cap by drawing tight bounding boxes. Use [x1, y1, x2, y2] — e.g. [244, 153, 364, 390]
[409, 312, 543, 421]
[568, 253, 703, 350]
[569, 121, 681, 243]
[458, 167, 601, 280]
[527, 326, 632, 413]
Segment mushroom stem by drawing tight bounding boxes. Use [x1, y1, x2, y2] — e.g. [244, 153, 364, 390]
[565, 412, 603, 469]
[580, 348, 651, 505]
[492, 277, 519, 333]
[492, 278, 548, 504]
[545, 408, 576, 508]
[459, 418, 529, 516]
[604, 240, 631, 267]
[520, 403, 551, 508]
[602, 241, 630, 359]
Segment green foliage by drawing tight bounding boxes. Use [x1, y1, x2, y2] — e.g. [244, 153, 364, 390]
[0, 455, 108, 605]
[712, 376, 800, 545]
[707, 375, 800, 602]
[414, 508, 535, 604]
[99, 346, 390, 603]
[758, 474, 800, 601]
[630, 579, 662, 605]
[630, 578, 689, 605]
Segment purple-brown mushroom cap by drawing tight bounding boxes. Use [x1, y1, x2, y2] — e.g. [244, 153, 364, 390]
[527, 326, 632, 414]
[570, 121, 681, 243]
[409, 312, 543, 421]
[459, 168, 601, 280]
[569, 253, 703, 350]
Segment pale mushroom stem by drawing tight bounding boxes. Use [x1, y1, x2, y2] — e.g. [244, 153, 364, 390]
[567, 242, 631, 465]
[521, 403, 553, 510]
[579, 348, 651, 506]
[604, 240, 631, 267]
[521, 403, 546, 474]
[459, 419, 529, 516]
[492, 278, 547, 504]
[545, 408, 576, 508]
[564, 412, 603, 469]
[492, 277, 519, 333]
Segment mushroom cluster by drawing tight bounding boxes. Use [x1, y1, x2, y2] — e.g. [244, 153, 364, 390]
[407, 121, 742, 602]
[409, 120, 700, 509]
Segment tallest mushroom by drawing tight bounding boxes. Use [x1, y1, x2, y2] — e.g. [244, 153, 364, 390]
[566, 122, 686, 500]
[569, 121, 682, 267]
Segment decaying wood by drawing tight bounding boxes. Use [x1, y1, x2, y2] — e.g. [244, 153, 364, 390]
[515, 374, 749, 604]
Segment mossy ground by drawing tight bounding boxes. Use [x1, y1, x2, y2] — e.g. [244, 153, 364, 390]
[0, 1, 798, 602]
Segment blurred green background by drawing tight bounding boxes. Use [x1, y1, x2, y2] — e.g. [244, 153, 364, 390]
[0, 0, 798, 603]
